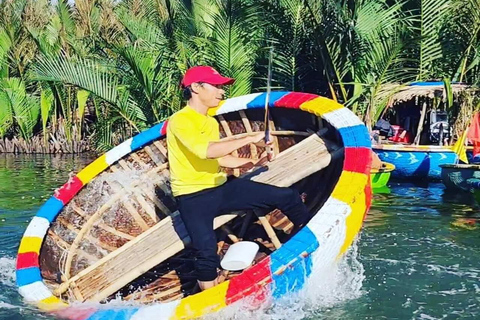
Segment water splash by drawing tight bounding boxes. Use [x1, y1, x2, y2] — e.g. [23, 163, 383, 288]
[0, 256, 16, 288]
[205, 240, 365, 320]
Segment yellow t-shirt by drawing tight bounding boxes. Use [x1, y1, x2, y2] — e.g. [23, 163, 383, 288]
[167, 105, 227, 196]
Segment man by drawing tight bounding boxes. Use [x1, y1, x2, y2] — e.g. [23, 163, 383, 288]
[166, 66, 309, 290]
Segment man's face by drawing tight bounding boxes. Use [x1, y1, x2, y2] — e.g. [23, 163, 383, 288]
[192, 82, 226, 108]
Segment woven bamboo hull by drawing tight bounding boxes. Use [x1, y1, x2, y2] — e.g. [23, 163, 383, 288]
[373, 145, 457, 180]
[440, 164, 480, 192]
[17, 92, 372, 320]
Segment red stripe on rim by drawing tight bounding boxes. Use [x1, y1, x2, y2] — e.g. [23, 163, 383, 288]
[16, 252, 39, 270]
[273, 92, 317, 109]
[54, 176, 84, 205]
[161, 120, 169, 136]
[52, 307, 98, 320]
[364, 182, 372, 220]
[226, 256, 273, 304]
[343, 147, 371, 175]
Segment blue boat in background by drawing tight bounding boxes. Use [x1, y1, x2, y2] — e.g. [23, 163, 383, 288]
[373, 145, 457, 180]
[371, 81, 471, 180]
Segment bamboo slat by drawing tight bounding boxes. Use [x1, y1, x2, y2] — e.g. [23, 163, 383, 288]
[118, 159, 132, 171]
[218, 115, 241, 177]
[144, 146, 164, 166]
[153, 141, 168, 159]
[219, 130, 309, 143]
[53, 133, 336, 303]
[47, 230, 98, 263]
[268, 119, 281, 156]
[61, 193, 128, 283]
[112, 167, 170, 222]
[109, 167, 159, 223]
[71, 181, 155, 239]
[109, 180, 156, 225]
[56, 217, 118, 252]
[130, 153, 149, 169]
[239, 110, 257, 159]
[249, 133, 334, 187]
[258, 216, 281, 249]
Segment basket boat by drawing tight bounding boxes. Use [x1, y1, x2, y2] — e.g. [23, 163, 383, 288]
[370, 162, 395, 189]
[373, 144, 457, 180]
[440, 163, 480, 192]
[16, 91, 372, 319]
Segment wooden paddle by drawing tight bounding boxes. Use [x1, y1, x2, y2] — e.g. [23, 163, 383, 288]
[264, 46, 274, 161]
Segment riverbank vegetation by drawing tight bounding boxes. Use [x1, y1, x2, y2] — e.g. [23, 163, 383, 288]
[0, 0, 479, 153]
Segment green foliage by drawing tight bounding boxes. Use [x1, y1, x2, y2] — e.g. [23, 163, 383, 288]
[416, 0, 452, 79]
[0, 78, 40, 139]
[40, 86, 54, 143]
[0, 0, 478, 149]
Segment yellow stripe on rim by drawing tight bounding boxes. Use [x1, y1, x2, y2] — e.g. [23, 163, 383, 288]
[171, 281, 229, 319]
[18, 237, 43, 254]
[208, 100, 225, 117]
[299, 96, 343, 116]
[338, 189, 367, 255]
[76, 154, 109, 185]
[38, 296, 68, 311]
[331, 171, 369, 204]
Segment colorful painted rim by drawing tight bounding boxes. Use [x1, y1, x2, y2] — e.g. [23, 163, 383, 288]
[373, 144, 455, 153]
[16, 91, 372, 319]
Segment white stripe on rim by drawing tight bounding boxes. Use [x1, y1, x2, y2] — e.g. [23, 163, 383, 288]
[106, 138, 134, 165]
[22, 217, 51, 239]
[321, 108, 363, 129]
[216, 93, 263, 115]
[18, 282, 53, 302]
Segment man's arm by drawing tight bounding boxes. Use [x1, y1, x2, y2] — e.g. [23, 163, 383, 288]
[169, 115, 270, 160]
[218, 155, 254, 168]
[206, 132, 264, 159]
[218, 153, 269, 169]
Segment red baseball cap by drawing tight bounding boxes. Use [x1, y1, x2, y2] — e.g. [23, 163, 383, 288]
[181, 66, 235, 87]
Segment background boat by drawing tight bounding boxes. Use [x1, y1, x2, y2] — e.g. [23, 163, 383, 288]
[441, 164, 480, 192]
[374, 145, 457, 180]
[371, 82, 476, 180]
[371, 162, 395, 189]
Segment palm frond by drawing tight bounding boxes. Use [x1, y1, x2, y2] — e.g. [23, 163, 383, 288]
[0, 77, 40, 140]
[0, 90, 13, 137]
[417, 0, 452, 79]
[208, 0, 262, 96]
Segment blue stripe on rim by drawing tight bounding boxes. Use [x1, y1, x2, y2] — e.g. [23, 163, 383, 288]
[130, 123, 163, 151]
[246, 91, 290, 108]
[16, 267, 42, 287]
[35, 197, 64, 223]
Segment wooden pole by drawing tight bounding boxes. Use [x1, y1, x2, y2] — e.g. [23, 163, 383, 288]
[414, 99, 428, 145]
[264, 46, 274, 161]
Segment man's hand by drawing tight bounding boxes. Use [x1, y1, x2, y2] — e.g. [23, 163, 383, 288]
[255, 150, 273, 165]
[249, 132, 273, 147]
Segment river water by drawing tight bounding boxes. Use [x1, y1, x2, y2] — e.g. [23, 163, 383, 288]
[0, 155, 478, 319]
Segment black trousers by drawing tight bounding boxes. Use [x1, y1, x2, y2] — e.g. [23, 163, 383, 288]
[176, 178, 310, 281]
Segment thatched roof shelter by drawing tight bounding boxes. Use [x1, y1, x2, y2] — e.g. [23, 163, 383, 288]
[390, 82, 471, 104]
[379, 81, 480, 142]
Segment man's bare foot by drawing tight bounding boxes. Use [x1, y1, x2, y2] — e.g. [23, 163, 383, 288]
[198, 278, 219, 291]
